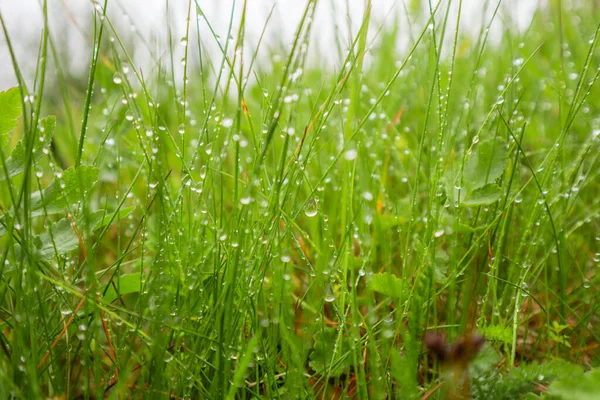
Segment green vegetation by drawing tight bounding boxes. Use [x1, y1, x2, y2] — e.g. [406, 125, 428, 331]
[0, 0, 599, 398]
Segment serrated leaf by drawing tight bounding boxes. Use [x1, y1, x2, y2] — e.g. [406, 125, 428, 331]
[29, 165, 99, 216]
[463, 138, 508, 191]
[546, 369, 600, 400]
[102, 273, 143, 303]
[390, 351, 419, 399]
[35, 218, 79, 260]
[475, 360, 583, 399]
[0, 87, 22, 136]
[369, 272, 407, 300]
[461, 184, 502, 206]
[1, 116, 55, 181]
[480, 324, 512, 344]
[309, 329, 350, 377]
[433, 249, 448, 284]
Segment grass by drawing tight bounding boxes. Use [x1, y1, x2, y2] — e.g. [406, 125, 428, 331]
[0, 0, 599, 398]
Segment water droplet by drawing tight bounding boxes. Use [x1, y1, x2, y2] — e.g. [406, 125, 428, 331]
[434, 229, 445, 238]
[324, 286, 335, 303]
[583, 279, 590, 289]
[304, 198, 319, 217]
[344, 149, 358, 161]
[240, 197, 251, 205]
[514, 195, 523, 204]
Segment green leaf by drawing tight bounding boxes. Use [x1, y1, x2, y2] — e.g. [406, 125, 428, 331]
[390, 351, 419, 399]
[461, 184, 502, 206]
[29, 165, 99, 216]
[480, 324, 512, 344]
[463, 138, 508, 191]
[0, 87, 22, 136]
[375, 213, 408, 229]
[0, 166, 99, 232]
[226, 336, 259, 400]
[546, 369, 600, 400]
[35, 218, 79, 260]
[469, 345, 502, 377]
[369, 272, 407, 300]
[309, 329, 350, 377]
[474, 360, 583, 399]
[1, 116, 55, 181]
[433, 249, 448, 284]
[102, 273, 143, 303]
[89, 206, 136, 231]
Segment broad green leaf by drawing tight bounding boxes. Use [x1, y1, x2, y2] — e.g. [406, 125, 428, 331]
[369, 272, 407, 300]
[545, 369, 600, 400]
[463, 138, 508, 191]
[375, 213, 409, 229]
[35, 218, 79, 260]
[461, 184, 502, 206]
[469, 345, 502, 378]
[102, 273, 143, 303]
[1, 116, 55, 181]
[89, 206, 136, 231]
[226, 336, 259, 400]
[390, 351, 418, 399]
[309, 329, 350, 377]
[29, 165, 100, 216]
[0, 87, 22, 136]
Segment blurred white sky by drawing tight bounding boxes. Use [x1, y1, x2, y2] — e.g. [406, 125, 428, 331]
[0, 0, 541, 89]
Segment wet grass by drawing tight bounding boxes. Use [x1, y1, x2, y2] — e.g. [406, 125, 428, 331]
[0, 0, 599, 398]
